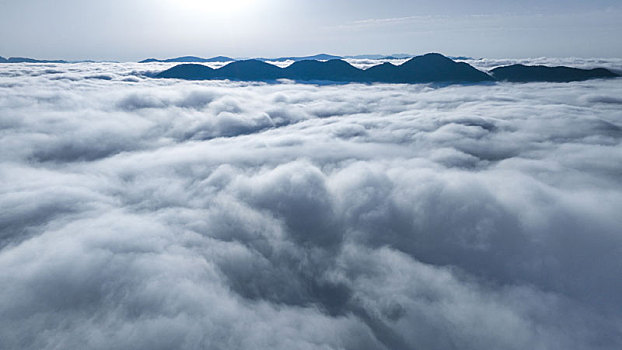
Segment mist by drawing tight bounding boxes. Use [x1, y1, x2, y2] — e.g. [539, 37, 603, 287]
[1, 61, 621, 349]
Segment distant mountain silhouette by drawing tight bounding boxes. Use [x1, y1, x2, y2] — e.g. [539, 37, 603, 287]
[257, 54, 343, 62]
[214, 60, 284, 80]
[491, 64, 619, 82]
[157, 64, 215, 80]
[365, 53, 493, 83]
[157, 53, 494, 83]
[390, 54, 413, 59]
[284, 60, 365, 81]
[344, 54, 386, 60]
[139, 56, 235, 63]
[158, 53, 620, 84]
[343, 54, 413, 59]
[0, 57, 67, 63]
[363, 62, 401, 82]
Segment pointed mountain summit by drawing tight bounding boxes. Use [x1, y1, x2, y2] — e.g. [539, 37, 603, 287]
[0, 56, 7, 63]
[490, 64, 619, 82]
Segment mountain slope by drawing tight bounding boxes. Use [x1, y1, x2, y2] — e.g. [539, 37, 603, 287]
[140, 56, 235, 63]
[156, 64, 215, 80]
[156, 53, 618, 84]
[395, 53, 493, 83]
[0, 57, 67, 63]
[157, 53, 492, 83]
[257, 54, 343, 62]
[213, 60, 285, 80]
[284, 59, 365, 82]
[491, 64, 619, 82]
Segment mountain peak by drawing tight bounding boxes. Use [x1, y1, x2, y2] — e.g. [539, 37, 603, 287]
[404, 53, 454, 65]
[157, 64, 215, 80]
[156, 53, 619, 84]
[157, 53, 493, 83]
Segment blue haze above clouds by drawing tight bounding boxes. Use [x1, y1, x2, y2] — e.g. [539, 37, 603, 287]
[0, 0, 621, 60]
[1, 61, 622, 349]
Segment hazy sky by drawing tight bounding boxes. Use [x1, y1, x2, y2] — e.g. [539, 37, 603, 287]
[0, 0, 621, 61]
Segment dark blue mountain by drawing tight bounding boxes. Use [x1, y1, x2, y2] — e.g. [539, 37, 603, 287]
[283, 59, 365, 82]
[491, 64, 619, 82]
[157, 64, 215, 80]
[139, 56, 235, 63]
[343, 54, 412, 59]
[156, 53, 618, 84]
[257, 54, 343, 62]
[213, 60, 285, 80]
[364, 62, 401, 82]
[344, 54, 385, 59]
[157, 53, 492, 83]
[388, 53, 413, 59]
[396, 53, 493, 82]
[1, 57, 67, 63]
[206, 56, 236, 62]
[160, 60, 286, 81]
[363, 53, 492, 83]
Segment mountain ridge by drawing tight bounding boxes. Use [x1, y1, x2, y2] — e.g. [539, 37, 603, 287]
[255, 54, 343, 62]
[157, 53, 620, 84]
[491, 64, 618, 82]
[0, 57, 67, 63]
[157, 53, 495, 83]
[139, 56, 235, 63]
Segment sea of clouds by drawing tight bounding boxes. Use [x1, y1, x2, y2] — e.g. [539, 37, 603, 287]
[1, 61, 621, 350]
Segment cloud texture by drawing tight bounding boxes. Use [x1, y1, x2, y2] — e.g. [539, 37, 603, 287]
[1, 62, 622, 350]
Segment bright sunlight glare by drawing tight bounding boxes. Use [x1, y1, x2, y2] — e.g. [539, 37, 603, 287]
[177, 0, 258, 14]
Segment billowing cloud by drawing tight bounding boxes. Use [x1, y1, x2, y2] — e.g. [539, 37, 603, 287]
[1, 61, 621, 350]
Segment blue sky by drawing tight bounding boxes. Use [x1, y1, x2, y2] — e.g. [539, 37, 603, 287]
[0, 0, 620, 60]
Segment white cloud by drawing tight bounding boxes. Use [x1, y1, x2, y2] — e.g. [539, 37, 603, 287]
[0, 62, 621, 349]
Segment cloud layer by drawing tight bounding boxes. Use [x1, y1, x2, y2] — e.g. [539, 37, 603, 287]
[1, 62, 622, 350]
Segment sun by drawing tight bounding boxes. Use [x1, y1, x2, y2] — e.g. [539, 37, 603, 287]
[178, 0, 258, 15]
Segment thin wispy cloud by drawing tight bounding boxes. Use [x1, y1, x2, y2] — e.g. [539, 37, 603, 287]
[338, 15, 439, 28]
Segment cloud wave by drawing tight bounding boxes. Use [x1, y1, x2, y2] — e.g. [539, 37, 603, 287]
[1, 62, 621, 350]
